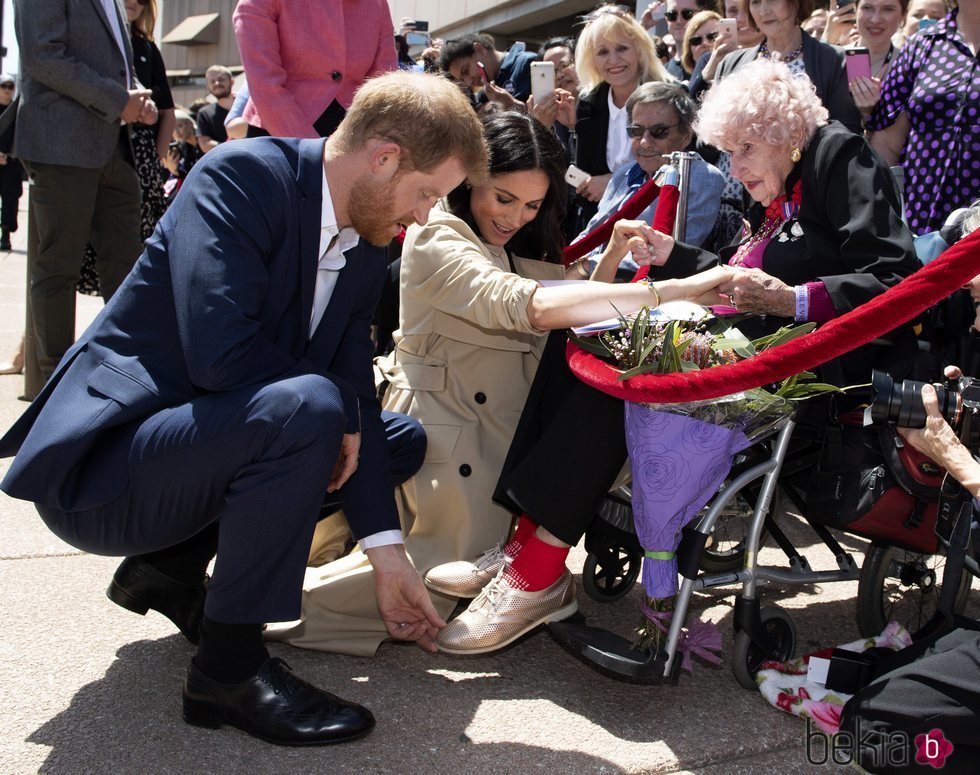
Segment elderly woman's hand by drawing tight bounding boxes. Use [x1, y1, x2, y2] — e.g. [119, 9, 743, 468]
[717, 267, 796, 316]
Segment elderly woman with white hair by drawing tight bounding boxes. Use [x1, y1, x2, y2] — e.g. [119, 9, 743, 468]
[426, 59, 920, 659]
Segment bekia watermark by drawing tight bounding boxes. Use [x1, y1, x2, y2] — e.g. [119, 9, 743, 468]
[805, 718, 954, 768]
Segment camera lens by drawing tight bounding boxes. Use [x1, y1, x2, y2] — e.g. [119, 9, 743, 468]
[866, 370, 957, 428]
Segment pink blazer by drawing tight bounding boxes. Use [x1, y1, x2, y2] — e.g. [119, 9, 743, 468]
[233, 0, 396, 138]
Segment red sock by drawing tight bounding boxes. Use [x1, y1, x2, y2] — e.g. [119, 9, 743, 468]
[505, 533, 569, 591]
[503, 514, 537, 557]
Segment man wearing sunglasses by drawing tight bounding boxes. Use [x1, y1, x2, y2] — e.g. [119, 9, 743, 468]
[573, 81, 724, 276]
[664, 0, 701, 79]
[0, 74, 23, 253]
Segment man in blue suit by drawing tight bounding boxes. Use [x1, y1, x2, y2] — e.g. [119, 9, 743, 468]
[0, 71, 488, 746]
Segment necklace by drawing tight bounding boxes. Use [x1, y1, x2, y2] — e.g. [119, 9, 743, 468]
[729, 214, 786, 267]
[870, 44, 894, 79]
[759, 38, 804, 63]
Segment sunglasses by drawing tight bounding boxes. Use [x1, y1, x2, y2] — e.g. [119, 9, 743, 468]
[136, 0, 150, 5]
[626, 122, 679, 140]
[665, 9, 697, 22]
[0, 84, 13, 90]
[689, 31, 721, 46]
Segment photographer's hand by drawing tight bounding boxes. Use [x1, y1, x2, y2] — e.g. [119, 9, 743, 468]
[897, 371, 980, 499]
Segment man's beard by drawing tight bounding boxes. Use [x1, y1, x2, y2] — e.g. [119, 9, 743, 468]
[348, 175, 407, 247]
[211, 86, 231, 99]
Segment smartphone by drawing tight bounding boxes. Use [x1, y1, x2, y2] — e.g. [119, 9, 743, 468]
[530, 61, 555, 102]
[845, 48, 872, 83]
[168, 140, 180, 151]
[837, 0, 856, 9]
[564, 164, 589, 187]
[476, 61, 490, 85]
[412, 20, 429, 32]
[718, 18, 737, 38]
[405, 31, 430, 47]
[919, 18, 939, 31]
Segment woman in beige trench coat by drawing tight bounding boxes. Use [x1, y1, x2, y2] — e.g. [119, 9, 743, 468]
[267, 111, 732, 655]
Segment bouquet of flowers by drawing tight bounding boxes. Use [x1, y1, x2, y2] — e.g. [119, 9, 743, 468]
[570, 303, 841, 654]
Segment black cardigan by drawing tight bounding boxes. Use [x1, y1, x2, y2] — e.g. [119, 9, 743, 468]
[574, 82, 612, 177]
[654, 122, 919, 379]
[715, 31, 862, 135]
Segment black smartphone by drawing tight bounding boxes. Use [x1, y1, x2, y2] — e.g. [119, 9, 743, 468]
[413, 20, 429, 32]
[837, 0, 856, 9]
[168, 140, 180, 151]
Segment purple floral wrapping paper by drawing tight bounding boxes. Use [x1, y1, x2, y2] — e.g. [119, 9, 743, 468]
[625, 404, 752, 598]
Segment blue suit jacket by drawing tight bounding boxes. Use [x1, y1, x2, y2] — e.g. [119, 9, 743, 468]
[0, 137, 399, 539]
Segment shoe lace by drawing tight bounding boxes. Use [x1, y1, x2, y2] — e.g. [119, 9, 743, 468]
[263, 657, 297, 698]
[473, 545, 508, 572]
[469, 565, 508, 613]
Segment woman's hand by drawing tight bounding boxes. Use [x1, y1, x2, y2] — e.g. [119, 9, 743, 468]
[608, 220, 674, 266]
[528, 92, 559, 128]
[670, 265, 737, 306]
[554, 88, 577, 129]
[577, 173, 611, 203]
[702, 25, 738, 82]
[824, 0, 857, 45]
[717, 267, 795, 316]
[849, 76, 882, 115]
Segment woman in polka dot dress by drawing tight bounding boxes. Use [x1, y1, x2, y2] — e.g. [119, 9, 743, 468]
[868, 3, 980, 234]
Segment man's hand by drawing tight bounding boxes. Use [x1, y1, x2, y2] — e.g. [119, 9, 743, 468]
[484, 80, 522, 110]
[366, 544, 446, 652]
[138, 98, 159, 125]
[577, 173, 611, 203]
[121, 89, 153, 123]
[327, 432, 360, 492]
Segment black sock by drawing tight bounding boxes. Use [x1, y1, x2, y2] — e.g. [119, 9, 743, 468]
[140, 523, 219, 583]
[193, 616, 269, 683]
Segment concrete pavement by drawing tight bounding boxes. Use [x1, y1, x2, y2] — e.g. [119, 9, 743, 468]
[0, 195, 974, 774]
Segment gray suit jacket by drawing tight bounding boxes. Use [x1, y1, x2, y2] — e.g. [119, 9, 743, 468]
[13, 0, 137, 168]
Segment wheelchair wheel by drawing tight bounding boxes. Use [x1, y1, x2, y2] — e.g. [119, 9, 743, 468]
[582, 545, 642, 603]
[856, 541, 973, 638]
[699, 491, 755, 573]
[732, 606, 796, 690]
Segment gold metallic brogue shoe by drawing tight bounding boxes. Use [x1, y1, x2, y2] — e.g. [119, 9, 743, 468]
[435, 569, 578, 654]
[424, 546, 512, 598]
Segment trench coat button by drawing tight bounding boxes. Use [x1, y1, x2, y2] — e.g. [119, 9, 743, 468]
[331, 70, 342, 81]
[459, 464, 472, 477]
[474, 392, 487, 404]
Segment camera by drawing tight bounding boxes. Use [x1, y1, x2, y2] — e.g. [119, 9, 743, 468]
[864, 369, 980, 429]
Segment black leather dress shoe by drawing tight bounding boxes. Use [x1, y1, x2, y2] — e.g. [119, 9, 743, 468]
[182, 657, 375, 746]
[106, 557, 207, 644]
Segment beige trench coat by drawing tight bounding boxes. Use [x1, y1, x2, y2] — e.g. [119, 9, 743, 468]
[269, 208, 565, 655]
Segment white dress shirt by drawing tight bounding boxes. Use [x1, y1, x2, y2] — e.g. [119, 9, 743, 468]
[314, 168, 403, 551]
[605, 89, 634, 174]
[99, 0, 132, 88]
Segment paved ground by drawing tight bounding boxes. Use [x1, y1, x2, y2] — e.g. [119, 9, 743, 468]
[0, 196, 975, 774]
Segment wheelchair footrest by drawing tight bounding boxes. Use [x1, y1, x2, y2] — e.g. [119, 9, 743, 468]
[547, 613, 679, 685]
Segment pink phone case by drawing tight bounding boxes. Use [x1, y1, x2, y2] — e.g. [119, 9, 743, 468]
[845, 49, 872, 83]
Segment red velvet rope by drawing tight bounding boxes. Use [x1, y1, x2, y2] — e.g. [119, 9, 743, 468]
[562, 178, 663, 265]
[634, 185, 680, 282]
[567, 230, 980, 402]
